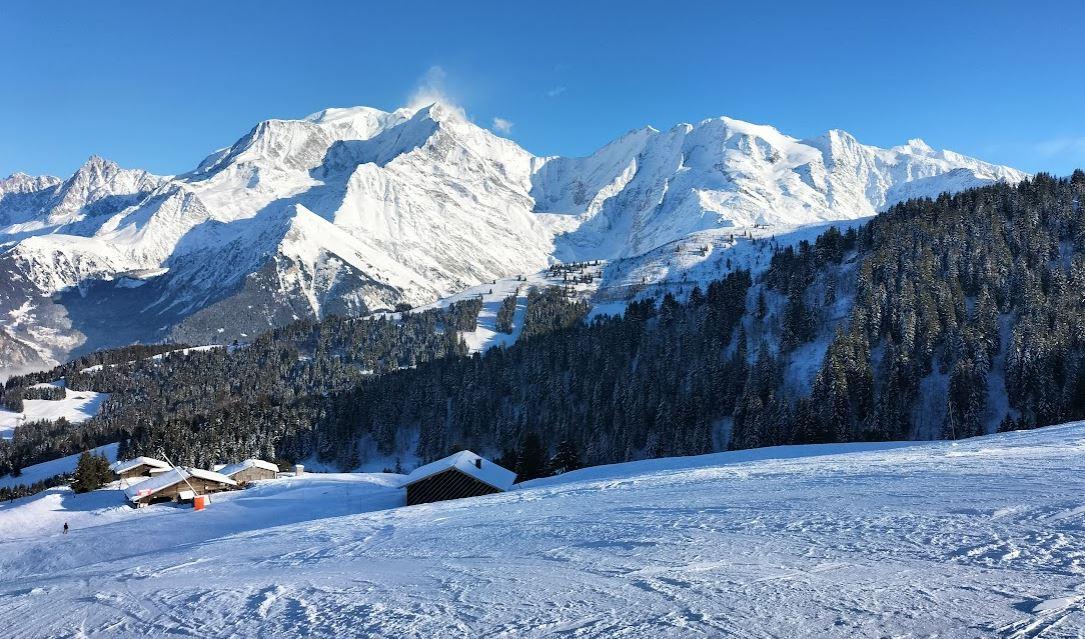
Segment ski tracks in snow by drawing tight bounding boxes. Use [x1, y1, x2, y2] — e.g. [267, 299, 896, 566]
[1, 425, 1085, 637]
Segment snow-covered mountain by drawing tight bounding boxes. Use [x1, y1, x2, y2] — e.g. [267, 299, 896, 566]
[537, 120, 1025, 260]
[0, 173, 62, 227]
[0, 103, 1026, 375]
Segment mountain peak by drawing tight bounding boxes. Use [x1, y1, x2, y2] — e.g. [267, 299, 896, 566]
[2, 171, 60, 187]
[612, 125, 659, 145]
[304, 105, 391, 125]
[695, 116, 799, 150]
[0, 173, 61, 202]
[903, 138, 934, 153]
[803, 129, 863, 152]
[80, 154, 117, 171]
[825, 128, 860, 142]
[408, 101, 467, 125]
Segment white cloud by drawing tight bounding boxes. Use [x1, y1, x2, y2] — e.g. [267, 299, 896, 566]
[546, 86, 567, 98]
[492, 117, 514, 134]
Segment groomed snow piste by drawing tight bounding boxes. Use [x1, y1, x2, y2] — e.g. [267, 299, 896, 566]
[0, 424, 1083, 637]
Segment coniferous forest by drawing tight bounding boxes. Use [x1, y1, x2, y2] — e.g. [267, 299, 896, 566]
[3, 172, 1084, 482]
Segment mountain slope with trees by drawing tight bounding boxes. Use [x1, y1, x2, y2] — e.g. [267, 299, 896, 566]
[2, 173, 1083, 484]
[0, 103, 1024, 377]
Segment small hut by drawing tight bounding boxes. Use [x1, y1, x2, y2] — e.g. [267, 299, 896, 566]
[125, 467, 237, 508]
[402, 451, 516, 506]
[214, 459, 279, 485]
[110, 456, 171, 481]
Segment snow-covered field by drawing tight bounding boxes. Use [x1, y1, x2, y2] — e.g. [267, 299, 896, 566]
[1, 425, 1083, 637]
[0, 442, 117, 490]
[0, 383, 108, 439]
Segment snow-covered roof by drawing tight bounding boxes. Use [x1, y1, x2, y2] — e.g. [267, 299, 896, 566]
[215, 459, 279, 478]
[402, 451, 516, 492]
[110, 456, 171, 474]
[188, 467, 236, 484]
[124, 467, 236, 502]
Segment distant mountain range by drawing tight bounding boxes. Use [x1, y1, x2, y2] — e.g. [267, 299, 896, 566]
[0, 102, 1026, 376]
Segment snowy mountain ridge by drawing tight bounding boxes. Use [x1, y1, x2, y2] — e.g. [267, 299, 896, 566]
[0, 102, 1027, 376]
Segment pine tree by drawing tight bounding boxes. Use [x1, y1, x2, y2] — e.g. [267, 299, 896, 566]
[516, 433, 547, 481]
[72, 451, 111, 493]
[549, 439, 582, 475]
[495, 294, 518, 334]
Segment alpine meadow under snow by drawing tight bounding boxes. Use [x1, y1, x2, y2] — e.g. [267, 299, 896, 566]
[0, 424, 1083, 638]
[0, 102, 1025, 376]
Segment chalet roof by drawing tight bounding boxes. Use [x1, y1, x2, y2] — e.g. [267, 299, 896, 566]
[402, 451, 516, 492]
[124, 467, 237, 502]
[215, 459, 279, 478]
[110, 456, 171, 474]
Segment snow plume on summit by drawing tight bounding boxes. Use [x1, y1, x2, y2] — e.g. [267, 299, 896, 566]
[0, 105, 1026, 375]
[404, 65, 468, 121]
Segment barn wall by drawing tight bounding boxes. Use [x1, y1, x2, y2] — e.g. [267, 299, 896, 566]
[232, 467, 277, 484]
[138, 477, 235, 504]
[406, 468, 501, 506]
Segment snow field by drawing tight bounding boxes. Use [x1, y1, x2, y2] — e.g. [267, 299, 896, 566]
[0, 424, 1082, 637]
[0, 383, 108, 439]
[0, 443, 118, 490]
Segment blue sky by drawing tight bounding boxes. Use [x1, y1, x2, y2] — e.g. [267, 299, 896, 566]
[2, 1, 1083, 178]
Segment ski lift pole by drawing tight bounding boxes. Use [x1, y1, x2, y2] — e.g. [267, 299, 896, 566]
[158, 449, 201, 503]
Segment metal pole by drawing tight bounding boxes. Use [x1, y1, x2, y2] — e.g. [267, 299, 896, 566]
[158, 449, 200, 501]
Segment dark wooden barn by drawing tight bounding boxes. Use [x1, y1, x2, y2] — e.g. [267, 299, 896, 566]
[402, 451, 517, 506]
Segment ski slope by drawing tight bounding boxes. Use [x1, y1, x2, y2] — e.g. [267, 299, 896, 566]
[0, 425, 1083, 637]
[371, 261, 606, 353]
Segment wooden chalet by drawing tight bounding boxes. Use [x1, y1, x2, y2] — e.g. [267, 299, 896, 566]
[125, 467, 237, 507]
[402, 451, 516, 506]
[110, 456, 171, 481]
[213, 459, 279, 485]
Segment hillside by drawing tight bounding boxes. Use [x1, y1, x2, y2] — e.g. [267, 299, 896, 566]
[0, 424, 1082, 637]
[3, 174, 1084, 482]
[0, 103, 1025, 376]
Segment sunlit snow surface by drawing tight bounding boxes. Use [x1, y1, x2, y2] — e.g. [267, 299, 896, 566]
[0, 382, 108, 439]
[0, 443, 117, 490]
[1, 424, 1083, 637]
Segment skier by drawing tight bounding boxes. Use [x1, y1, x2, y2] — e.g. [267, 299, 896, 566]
[63, 522, 68, 535]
